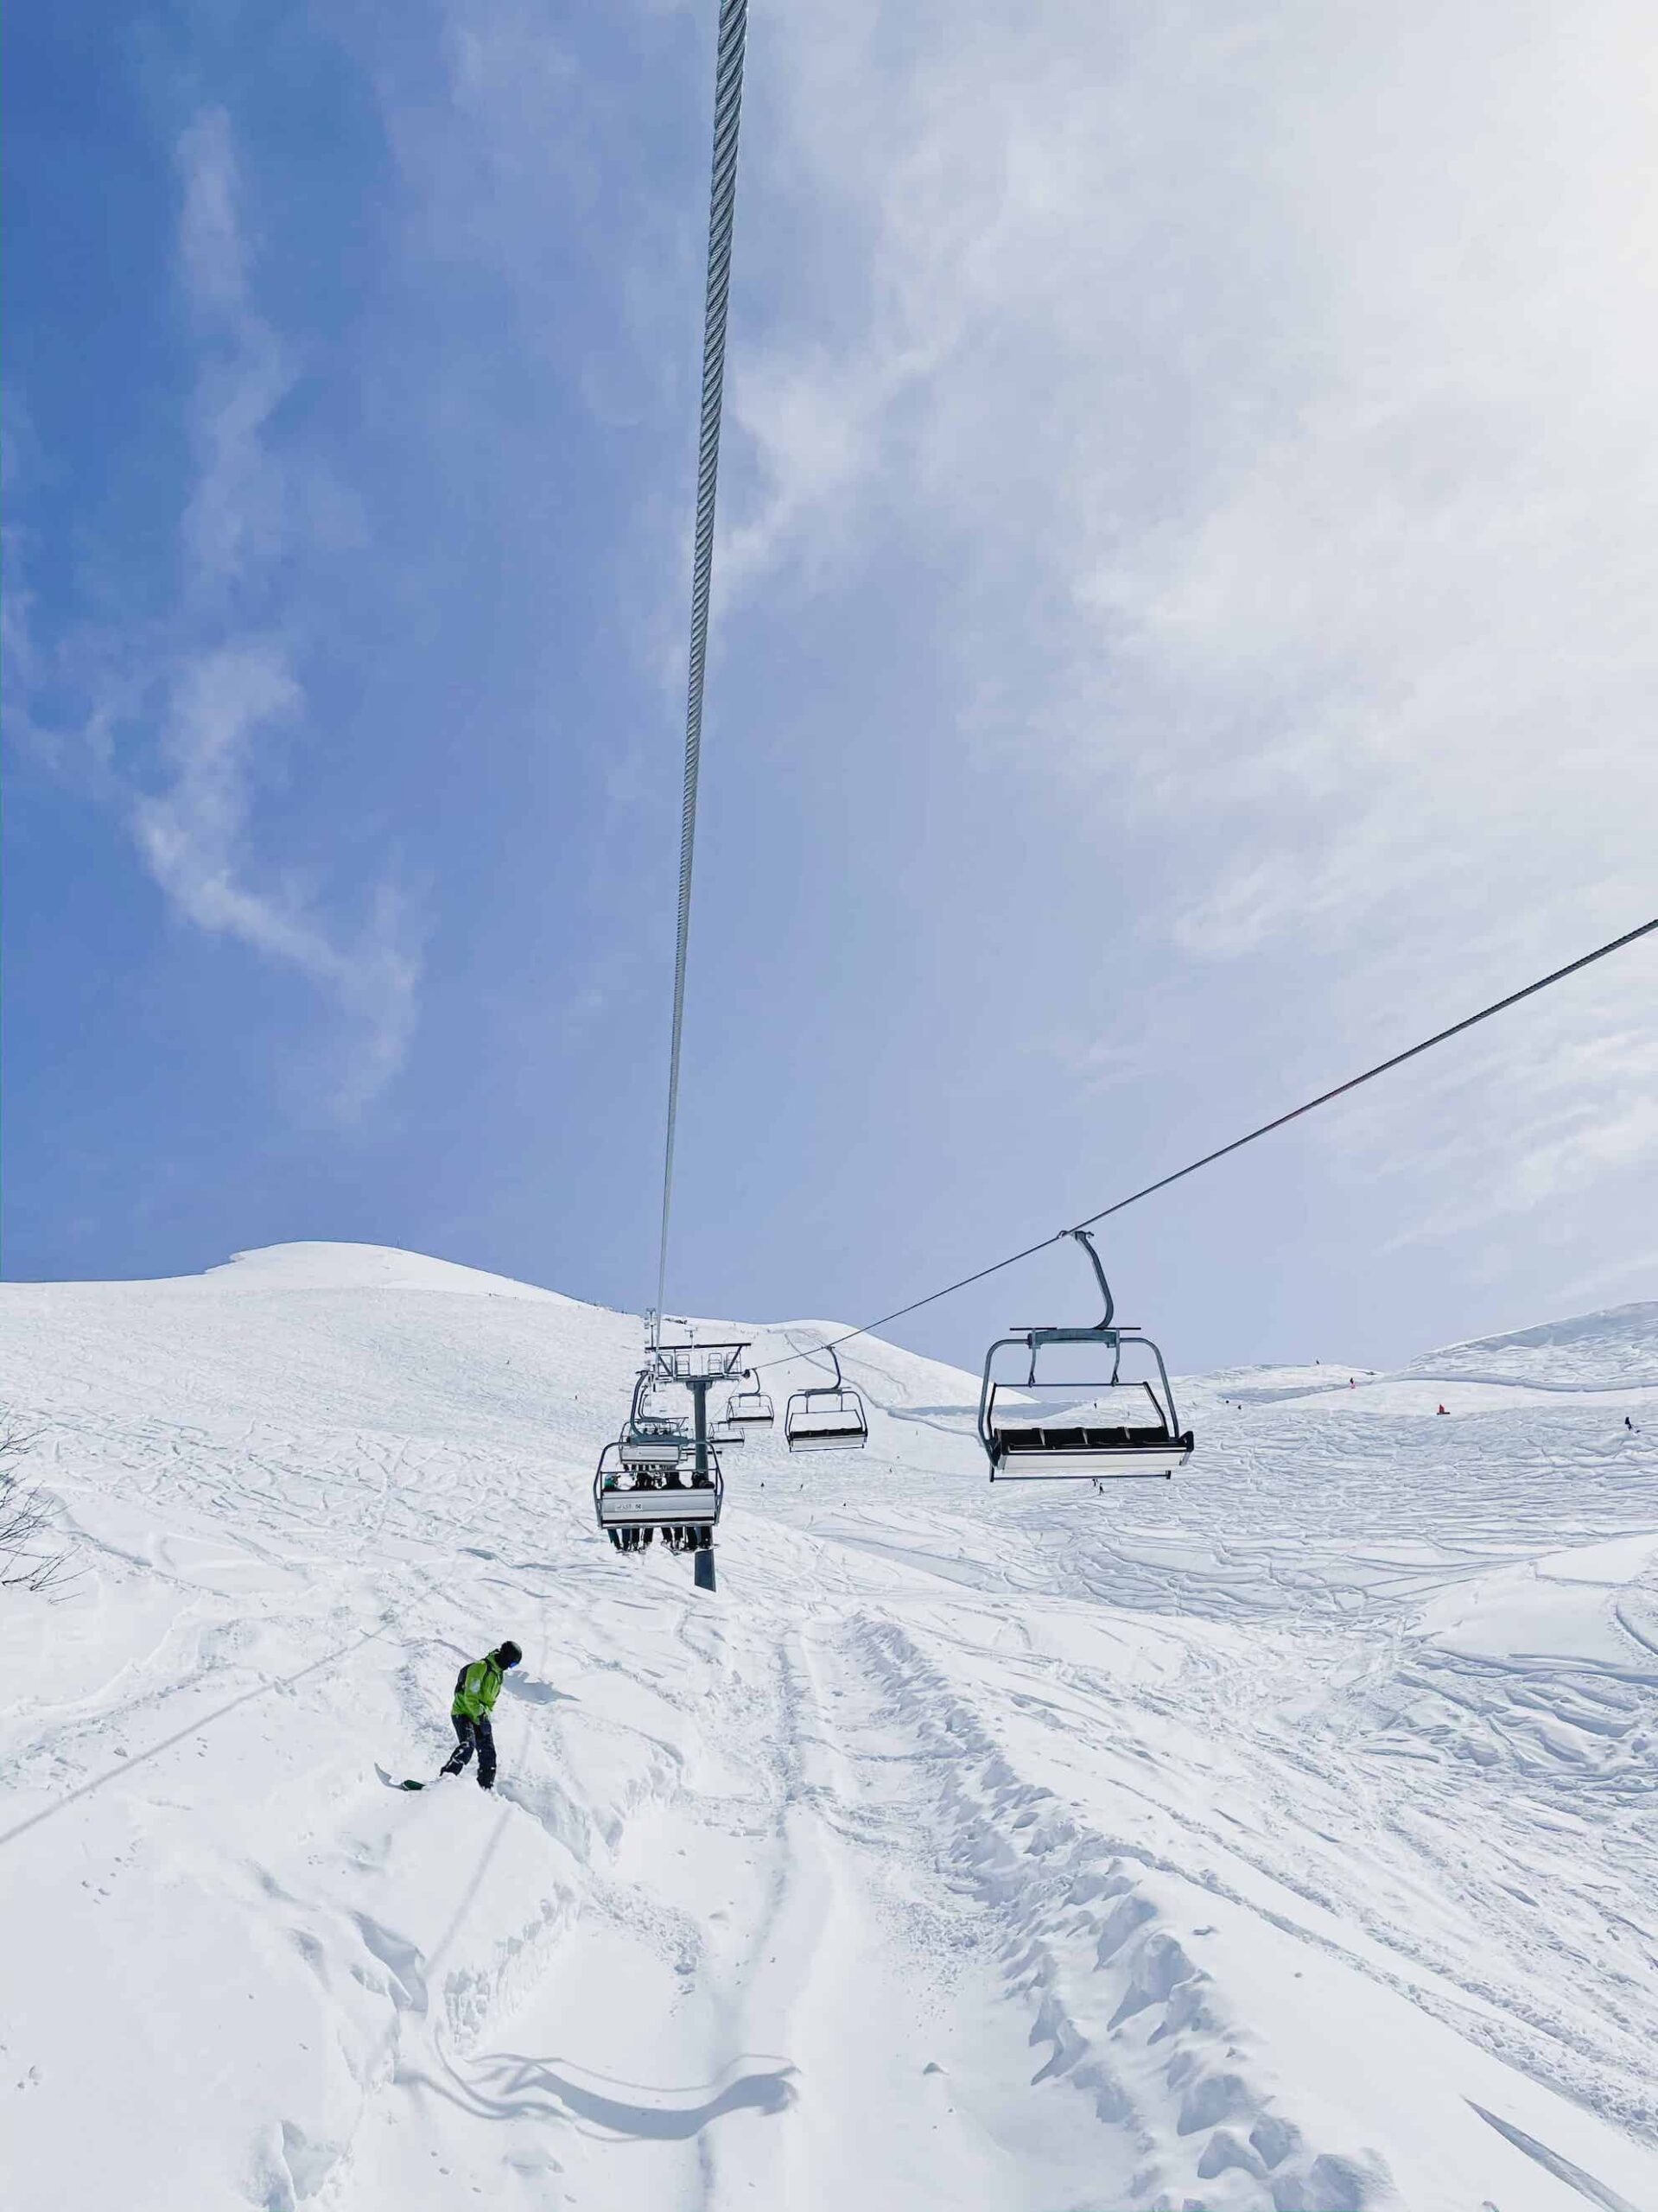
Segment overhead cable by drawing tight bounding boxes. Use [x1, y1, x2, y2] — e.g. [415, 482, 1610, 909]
[754, 914, 1658, 1373]
[656, 0, 749, 1325]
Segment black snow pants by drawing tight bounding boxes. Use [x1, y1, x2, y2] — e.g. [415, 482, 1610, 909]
[442, 1711, 496, 1788]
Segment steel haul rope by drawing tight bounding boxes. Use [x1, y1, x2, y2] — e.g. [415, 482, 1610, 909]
[656, 0, 749, 1325]
[750, 914, 1658, 1374]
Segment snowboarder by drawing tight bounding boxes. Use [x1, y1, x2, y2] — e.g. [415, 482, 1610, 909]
[441, 1640, 522, 1790]
[1626, 1415, 1638, 1433]
[1436, 1403, 1448, 1416]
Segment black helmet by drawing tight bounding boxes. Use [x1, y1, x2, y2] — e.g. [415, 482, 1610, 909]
[497, 1639, 523, 1669]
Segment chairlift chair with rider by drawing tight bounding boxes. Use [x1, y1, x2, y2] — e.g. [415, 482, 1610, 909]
[785, 1343, 869, 1452]
[978, 1230, 1194, 1482]
[594, 1440, 722, 1531]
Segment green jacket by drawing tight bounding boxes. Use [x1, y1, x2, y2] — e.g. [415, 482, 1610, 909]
[452, 1653, 505, 1721]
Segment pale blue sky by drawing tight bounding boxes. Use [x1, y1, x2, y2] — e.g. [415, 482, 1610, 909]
[5, 0, 1655, 1373]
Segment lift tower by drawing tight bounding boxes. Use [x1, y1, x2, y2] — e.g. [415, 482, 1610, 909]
[646, 1327, 749, 1592]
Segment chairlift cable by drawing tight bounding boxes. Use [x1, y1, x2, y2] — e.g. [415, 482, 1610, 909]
[655, 0, 749, 1326]
[752, 914, 1657, 1375]
[1068, 915, 1658, 1236]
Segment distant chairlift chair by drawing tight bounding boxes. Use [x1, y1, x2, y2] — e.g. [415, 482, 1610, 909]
[617, 1371, 689, 1474]
[785, 1343, 869, 1452]
[721, 1373, 776, 1430]
[978, 1230, 1194, 1482]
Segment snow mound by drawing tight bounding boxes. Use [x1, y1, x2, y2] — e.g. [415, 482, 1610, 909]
[1396, 1300, 1658, 1391]
[203, 1240, 567, 1300]
[1413, 1531, 1658, 1669]
[1185, 1361, 1373, 1406]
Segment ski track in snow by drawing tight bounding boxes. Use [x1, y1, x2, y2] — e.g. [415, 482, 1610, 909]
[1, 1247, 1655, 2211]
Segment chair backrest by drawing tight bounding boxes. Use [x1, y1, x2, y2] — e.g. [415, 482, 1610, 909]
[785, 1385, 868, 1447]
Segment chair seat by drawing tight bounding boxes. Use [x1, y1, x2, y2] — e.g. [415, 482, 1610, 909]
[999, 1423, 1171, 1451]
[990, 1425, 1193, 1479]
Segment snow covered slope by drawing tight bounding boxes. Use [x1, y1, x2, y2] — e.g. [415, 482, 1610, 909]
[2, 1245, 1654, 2212]
[1389, 1302, 1658, 1393]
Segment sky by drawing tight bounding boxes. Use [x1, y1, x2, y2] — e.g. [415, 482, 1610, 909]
[4, 0, 1655, 1377]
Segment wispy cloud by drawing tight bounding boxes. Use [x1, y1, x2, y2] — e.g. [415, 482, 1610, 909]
[10, 107, 422, 1116]
[175, 110, 292, 589]
[719, 0, 1658, 1235]
[130, 639, 420, 1115]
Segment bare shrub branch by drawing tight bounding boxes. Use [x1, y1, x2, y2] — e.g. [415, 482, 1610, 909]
[0, 1422, 83, 1596]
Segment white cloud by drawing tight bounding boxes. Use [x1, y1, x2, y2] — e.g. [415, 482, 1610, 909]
[130, 640, 420, 1114]
[718, 0, 1658, 1236]
[175, 111, 293, 588]
[13, 108, 422, 1115]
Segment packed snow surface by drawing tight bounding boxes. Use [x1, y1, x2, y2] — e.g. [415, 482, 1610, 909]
[2, 1244, 1655, 2212]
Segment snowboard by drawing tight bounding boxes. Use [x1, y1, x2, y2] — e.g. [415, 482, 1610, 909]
[375, 1763, 441, 1792]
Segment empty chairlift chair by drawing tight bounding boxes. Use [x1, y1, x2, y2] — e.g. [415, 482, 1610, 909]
[721, 1373, 776, 1430]
[978, 1230, 1194, 1483]
[617, 1371, 689, 1474]
[785, 1344, 869, 1452]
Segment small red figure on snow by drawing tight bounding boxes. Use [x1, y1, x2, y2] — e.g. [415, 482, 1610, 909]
[1436, 1403, 1448, 1416]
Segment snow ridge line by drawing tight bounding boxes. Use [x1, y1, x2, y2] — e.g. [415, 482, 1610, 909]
[842, 1612, 1392, 2211]
[891, 1595, 1656, 2148]
[433, 1730, 691, 2058]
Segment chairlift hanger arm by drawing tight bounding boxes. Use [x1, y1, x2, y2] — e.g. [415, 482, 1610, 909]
[1069, 1228, 1115, 1330]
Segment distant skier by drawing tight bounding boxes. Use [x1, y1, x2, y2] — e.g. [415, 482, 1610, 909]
[1436, 1403, 1449, 1416]
[441, 1640, 523, 1790]
[1627, 1415, 1638, 1433]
